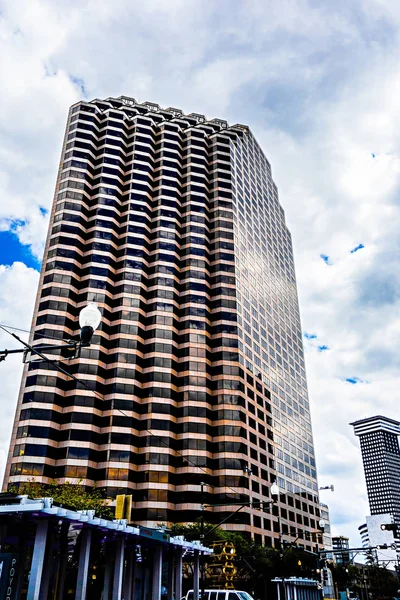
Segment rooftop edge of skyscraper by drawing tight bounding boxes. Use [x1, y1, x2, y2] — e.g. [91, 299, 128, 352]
[93, 94, 251, 135]
[350, 415, 400, 436]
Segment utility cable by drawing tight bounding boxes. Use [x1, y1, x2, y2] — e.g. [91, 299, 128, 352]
[0, 323, 248, 502]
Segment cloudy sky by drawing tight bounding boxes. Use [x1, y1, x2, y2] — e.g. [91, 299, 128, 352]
[1, 0, 400, 546]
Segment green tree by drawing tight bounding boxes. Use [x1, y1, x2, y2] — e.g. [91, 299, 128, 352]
[169, 522, 321, 600]
[9, 479, 113, 519]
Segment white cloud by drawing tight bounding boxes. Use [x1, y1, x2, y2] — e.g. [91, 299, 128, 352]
[1, 0, 400, 547]
[0, 263, 39, 485]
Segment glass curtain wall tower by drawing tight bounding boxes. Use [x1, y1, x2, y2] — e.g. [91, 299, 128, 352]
[5, 96, 320, 546]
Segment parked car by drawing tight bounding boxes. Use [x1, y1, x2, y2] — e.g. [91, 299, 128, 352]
[183, 591, 254, 600]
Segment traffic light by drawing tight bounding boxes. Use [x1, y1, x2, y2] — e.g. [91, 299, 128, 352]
[376, 544, 388, 550]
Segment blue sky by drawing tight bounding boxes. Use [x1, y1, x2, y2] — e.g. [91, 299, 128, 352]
[0, 230, 41, 270]
[1, 0, 400, 546]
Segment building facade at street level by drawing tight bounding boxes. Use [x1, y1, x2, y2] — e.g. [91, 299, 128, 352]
[332, 536, 350, 565]
[351, 415, 400, 532]
[4, 95, 320, 545]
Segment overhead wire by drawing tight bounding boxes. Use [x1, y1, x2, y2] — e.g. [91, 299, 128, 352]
[0, 323, 76, 343]
[0, 322, 248, 502]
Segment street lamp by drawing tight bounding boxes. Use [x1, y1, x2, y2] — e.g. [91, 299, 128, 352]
[0, 303, 102, 362]
[79, 302, 102, 345]
[319, 485, 334, 492]
[270, 481, 280, 500]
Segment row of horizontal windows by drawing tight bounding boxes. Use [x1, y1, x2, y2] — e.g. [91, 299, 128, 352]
[67, 124, 231, 155]
[65, 146, 232, 177]
[19, 399, 265, 425]
[41, 281, 236, 304]
[27, 353, 242, 376]
[22, 374, 270, 406]
[51, 222, 234, 249]
[61, 160, 232, 188]
[61, 159, 232, 189]
[69, 116, 232, 149]
[44, 259, 235, 277]
[50, 223, 234, 247]
[48, 240, 235, 268]
[69, 115, 232, 144]
[11, 449, 248, 469]
[25, 369, 244, 388]
[69, 100, 238, 134]
[35, 315, 238, 340]
[57, 184, 232, 215]
[38, 294, 236, 313]
[65, 140, 232, 172]
[52, 209, 234, 232]
[14, 438, 251, 458]
[67, 113, 233, 140]
[37, 308, 237, 328]
[31, 325, 238, 349]
[42, 270, 236, 293]
[36, 306, 237, 327]
[54, 207, 234, 238]
[45, 252, 235, 273]
[59, 168, 233, 202]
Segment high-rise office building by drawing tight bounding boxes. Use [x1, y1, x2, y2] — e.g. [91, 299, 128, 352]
[332, 536, 350, 565]
[4, 96, 320, 544]
[320, 502, 332, 551]
[351, 416, 400, 527]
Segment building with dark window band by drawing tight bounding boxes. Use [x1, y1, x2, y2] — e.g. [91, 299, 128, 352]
[4, 96, 320, 546]
[351, 415, 400, 529]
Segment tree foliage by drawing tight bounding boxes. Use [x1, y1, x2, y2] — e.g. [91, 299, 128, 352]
[9, 479, 113, 519]
[170, 522, 320, 599]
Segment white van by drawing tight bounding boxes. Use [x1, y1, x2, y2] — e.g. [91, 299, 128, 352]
[183, 591, 254, 600]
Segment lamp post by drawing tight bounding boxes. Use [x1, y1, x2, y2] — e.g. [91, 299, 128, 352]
[0, 303, 102, 363]
[270, 481, 281, 548]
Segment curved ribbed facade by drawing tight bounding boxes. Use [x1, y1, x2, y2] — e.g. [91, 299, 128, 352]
[5, 96, 320, 547]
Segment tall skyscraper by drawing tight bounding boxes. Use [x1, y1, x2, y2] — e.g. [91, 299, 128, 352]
[4, 96, 320, 544]
[351, 415, 400, 526]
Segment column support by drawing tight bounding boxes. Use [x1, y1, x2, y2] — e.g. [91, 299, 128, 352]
[152, 545, 163, 600]
[39, 520, 55, 600]
[123, 548, 134, 600]
[112, 536, 125, 600]
[175, 549, 183, 600]
[27, 519, 49, 600]
[103, 544, 114, 600]
[56, 521, 70, 600]
[75, 528, 92, 600]
[168, 550, 174, 600]
[193, 551, 200, 600]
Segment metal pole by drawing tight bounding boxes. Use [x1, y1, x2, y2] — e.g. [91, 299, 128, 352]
[193, 551, 200, 600]
[200, 482, 205, 600]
